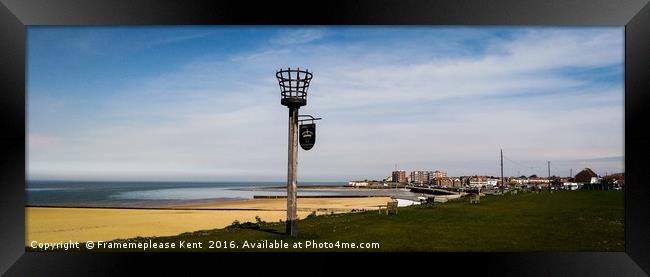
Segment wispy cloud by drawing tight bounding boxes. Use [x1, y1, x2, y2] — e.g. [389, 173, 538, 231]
[269, 28, 326, 45]
[55, 28, 218, 55]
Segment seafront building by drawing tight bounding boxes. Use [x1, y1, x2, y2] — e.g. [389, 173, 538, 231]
[575, 168, 598, 183]
[407, 170, 448, 185]
[410, 171, 429, 185]
[348, 181, 370, 187]
[429, 170, 446, 179]
[509, 176, 551, 187]
[431, 177, 462, 188]
[468, 176, 489, 187]
[392, 170, 407, 183]
[355, 167, 619, 191]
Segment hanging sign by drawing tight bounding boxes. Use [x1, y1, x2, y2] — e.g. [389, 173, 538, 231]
[299, 123, 316, 150]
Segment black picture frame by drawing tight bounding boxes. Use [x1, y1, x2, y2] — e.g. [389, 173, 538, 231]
[1, 0, 649, 275]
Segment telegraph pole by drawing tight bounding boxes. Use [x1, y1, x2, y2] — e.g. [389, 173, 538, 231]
[546, 161, 551, 190]
[500, 149, 504, 192]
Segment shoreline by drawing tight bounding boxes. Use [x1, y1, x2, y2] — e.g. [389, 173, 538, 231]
[26, 186, 419, 208]
[24, 194, 394, 210]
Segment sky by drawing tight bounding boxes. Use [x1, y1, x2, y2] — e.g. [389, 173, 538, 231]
[27, 26, 624, 182]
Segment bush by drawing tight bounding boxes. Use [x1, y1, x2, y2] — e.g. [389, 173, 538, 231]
[306, 211, 317, 219]
[227, 219, 263, 230]
[229, 220, 241, 228]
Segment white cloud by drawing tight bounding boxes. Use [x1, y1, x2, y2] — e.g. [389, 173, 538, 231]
[269, 28, 326, 45]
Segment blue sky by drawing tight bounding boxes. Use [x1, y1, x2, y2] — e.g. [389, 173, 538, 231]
[27, 26, 624, 181]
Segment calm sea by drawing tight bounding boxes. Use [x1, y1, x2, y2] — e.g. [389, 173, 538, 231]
[26, 180, 347, 208]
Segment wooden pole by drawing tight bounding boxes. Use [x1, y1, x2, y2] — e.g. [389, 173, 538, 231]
[286, 107, 299, 236]
[546, 161, 551, 191]
[500, 149, 504, 193]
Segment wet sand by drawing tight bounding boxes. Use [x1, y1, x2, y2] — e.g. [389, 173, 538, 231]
[26, 197, 392, 246]
[174, 196, 393, 211]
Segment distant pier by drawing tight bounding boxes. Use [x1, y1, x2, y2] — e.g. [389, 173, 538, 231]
[407, 186, 464, 195]
[253, 195, 391, 199]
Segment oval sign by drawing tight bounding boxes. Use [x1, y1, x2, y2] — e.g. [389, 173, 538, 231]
[299, 123, 316, 150]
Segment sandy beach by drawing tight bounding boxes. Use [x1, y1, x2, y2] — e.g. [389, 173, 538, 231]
[175, 196, 393, 211]
[25, 197, 392, 246]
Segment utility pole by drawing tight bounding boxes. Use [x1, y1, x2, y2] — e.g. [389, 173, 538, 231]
[500, 149, 504, 193]
[570, 168, 572, 178]
[546, 161, 551, 190]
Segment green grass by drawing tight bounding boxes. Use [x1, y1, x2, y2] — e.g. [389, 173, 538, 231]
[79, 190, 626, 252]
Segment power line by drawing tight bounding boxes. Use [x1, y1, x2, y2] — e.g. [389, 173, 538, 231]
[502, 155, 542, 171]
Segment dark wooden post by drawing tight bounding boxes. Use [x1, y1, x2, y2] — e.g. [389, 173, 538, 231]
[286, 107, 299, 236]
[500, 149, 504, 193]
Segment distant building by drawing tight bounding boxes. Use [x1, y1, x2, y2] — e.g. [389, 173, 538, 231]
[510, 177, 527, 185]
[469, 176, 488, 187]
[527, 177, 551, 186]
[603, 173, 624, 183]
[508, 176, 549, 187]
[429, 170, 446, 179]
[433, 177, 451, 187]
[602, 173, 624, 188]
[410, 171, 429, 185]
[348, 181, 369, 187]
[613, 179, 624, 188]
[460, 176, 472, 187]
[562, 182, 582, 190]
[432, 177, 462, 188]
[506, 177, 520, 186]
[392, 170, 407, 183]
[468, 176, 500, 187]
[419, 170, 446, 184]
[575, 168, 598, 184]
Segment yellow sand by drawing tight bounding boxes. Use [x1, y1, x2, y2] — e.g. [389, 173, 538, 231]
[26, 197, 391, 246]
[176, 197, 392, 211]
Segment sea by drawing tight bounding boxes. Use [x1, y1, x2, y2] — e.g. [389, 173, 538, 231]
[26, 180, 422, 208]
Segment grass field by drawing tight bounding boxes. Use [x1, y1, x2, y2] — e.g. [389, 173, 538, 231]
[71, 190, 625, 252]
